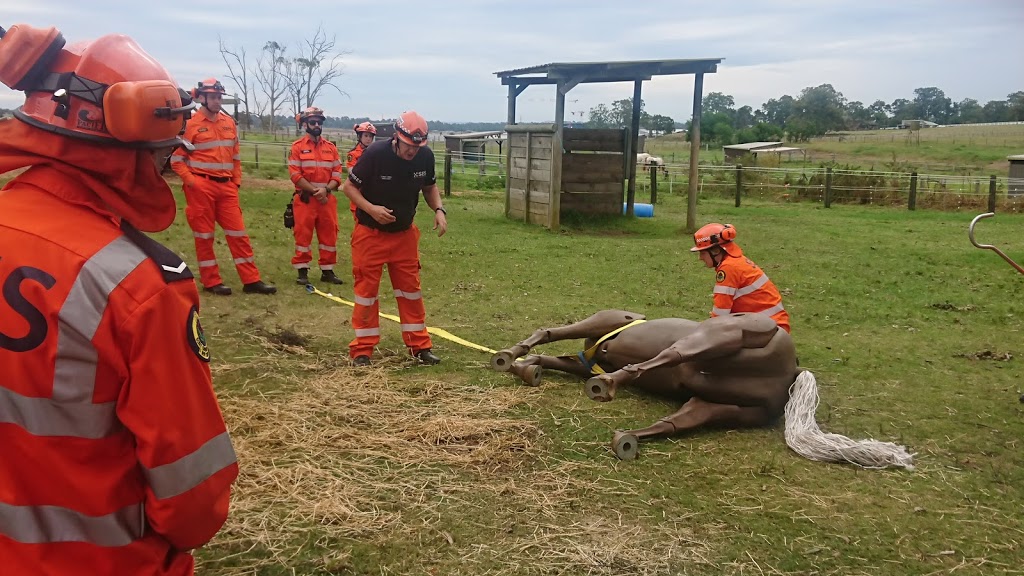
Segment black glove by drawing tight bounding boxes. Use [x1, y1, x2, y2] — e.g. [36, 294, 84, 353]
[283, 202, 295, 229]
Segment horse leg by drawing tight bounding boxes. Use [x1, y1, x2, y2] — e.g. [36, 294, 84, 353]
[611, 396, 774, 460]
[586, 314, 774, 401]
[509, 354, 597, 387]
[491, 309, 646, 372]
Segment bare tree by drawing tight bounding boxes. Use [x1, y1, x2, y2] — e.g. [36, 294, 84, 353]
[252, 41, 288, 133]
[282, 58, 309, 135]
[217, 36, 253, 129]
[294, 24, 349, 108]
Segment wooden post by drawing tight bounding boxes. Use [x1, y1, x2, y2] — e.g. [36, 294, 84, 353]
[824, 167, 833, 208]
[735, 164, 743, 207]
[254, 144, 259, 169]
[908, 171, 917, 211]
[523, 132, 532, 223]
[444, 150, 452, 198]
[625, 80, 643, 217]
[988, 175, 997, 213]
[650, 167, 658, 205]
[686, 73, 704, 231]
[504, 84, 517, 218]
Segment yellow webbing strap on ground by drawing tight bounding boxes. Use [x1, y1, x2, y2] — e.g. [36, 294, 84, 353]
[578, 319, 647, 375]
[305, 284, 497, 354]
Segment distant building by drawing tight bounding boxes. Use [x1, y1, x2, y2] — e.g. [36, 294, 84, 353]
[900, 119, 939, 129]
[723, 141, 804, 163]
[1009, 154, 1024, 196]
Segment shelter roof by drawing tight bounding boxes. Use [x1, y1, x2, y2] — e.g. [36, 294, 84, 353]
[495, 58, 722, 85]
[723, 141, 784, 151]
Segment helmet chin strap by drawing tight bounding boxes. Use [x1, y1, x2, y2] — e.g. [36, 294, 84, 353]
[710, 247, 725, 268]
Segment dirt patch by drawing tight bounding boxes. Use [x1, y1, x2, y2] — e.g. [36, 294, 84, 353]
[955, 350, 1013, 361]
[930, 302, 978, 312]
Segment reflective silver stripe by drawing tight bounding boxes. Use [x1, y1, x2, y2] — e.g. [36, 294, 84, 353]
[143, 432, 236, 500]
[169, 156, 186, 164]
[331, 172, 342, 179]
[0, 501, 142, 547]
[198, 259, 218, 267]
[318, 244, 336, 252]
[292, 263, 310, 269]
[394, 289, 422, 300]
[223, 229, 248, 237]
[295, 245, 311, 253]
[400, 323, 426, 332]
[735, 274, 770, 298]
[232, 155, 240, 161]
[320, 264, 334, 271]
[354, 295, 377, 306]
[53, 237, 147, 403]
[192, 139, 236, 150]
[187, 161, 234, 170]
[333, 161, 342, 167]
[759, 302, 786, 317]
[308, 182, 330, 188]
[288, 160, 302, 166]
[712, 307, 731, 316]
[713, 285, 736, 296]
[299, 160, 337, 168]
[233, 257, 255, 265]
[193, 232, 215, 239]
[354, 328, 380, 337]
[0, 387, 118, 438]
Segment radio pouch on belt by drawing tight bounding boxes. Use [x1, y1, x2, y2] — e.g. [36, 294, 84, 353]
[283, 202, 294, 229]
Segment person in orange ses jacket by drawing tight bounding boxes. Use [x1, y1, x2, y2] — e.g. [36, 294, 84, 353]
[170, 77, 276, 296]
[0, 23, 238, 576]
[345, 121, 376, 217]
[342, 111, 447, 367]
[288, 106, 345, 285]
[691, 223, 791, 333]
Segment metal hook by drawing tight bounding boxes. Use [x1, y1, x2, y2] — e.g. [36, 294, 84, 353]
[969, 212, 1024, 275]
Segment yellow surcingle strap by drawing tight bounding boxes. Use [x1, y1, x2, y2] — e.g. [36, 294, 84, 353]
[577, 319, 647, 375]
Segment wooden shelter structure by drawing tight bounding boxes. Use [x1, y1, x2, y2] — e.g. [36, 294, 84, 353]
[495, 58, 721, 231]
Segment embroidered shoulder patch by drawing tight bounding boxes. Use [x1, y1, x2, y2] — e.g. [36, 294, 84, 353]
[187, 306, 210, 362]
[716, 270, 726, 283]
[197, 127, 209, 133]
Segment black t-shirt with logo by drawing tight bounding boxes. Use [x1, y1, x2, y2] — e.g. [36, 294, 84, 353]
[349, 139, 436, 232]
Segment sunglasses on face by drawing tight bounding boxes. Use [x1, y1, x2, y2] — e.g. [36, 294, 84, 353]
[306, 120, 323, 126]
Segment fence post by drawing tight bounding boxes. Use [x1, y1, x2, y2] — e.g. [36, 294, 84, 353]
[988, 175, 997, 213]
[650, 167, 658, 204]
[824, 167, 833, 208]
[735, 164, 743, 208]
[908, 172, 917, 211]
[254, 144, 259, 169]
[444, 150, 452, 198]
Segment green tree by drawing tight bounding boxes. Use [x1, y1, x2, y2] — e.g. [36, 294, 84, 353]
[644, 113, 676, 134]
[702, 92, 736, 118]
[867, 100, 890, 127]
[586, 103, 613, 128]
[758, 95, 796, 127]
[912, 87, 952, 124]
[791, 84, 847, 136]
[1007, 91, 1024, 121]
[982, 100, 1010, 122]
[734, 105, 755, 130]
[952, 98, 985, 124]
[888, 98, 917, 124]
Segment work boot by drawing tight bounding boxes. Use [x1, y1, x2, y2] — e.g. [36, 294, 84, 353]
[352, 355, 371, 367]
[295, 268, 309, 285]
[321, 270, 344, 285]
[242, 280, 278, 295]
[414, 349, 441, 365]
[203, 284, 232, 296]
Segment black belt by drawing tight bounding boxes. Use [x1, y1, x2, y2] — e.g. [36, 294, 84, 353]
[196, 173, 231, 183]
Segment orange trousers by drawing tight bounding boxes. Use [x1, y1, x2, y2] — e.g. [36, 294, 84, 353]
[349, 223, 432, 358]
[183, 176, 261, 288]
[291, 193, 339, 270]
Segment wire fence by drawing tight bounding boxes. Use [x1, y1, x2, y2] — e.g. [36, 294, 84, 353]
[235, 141, 1024, 213]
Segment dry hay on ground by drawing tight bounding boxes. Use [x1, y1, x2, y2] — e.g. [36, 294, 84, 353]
[199, 349, 714, 575]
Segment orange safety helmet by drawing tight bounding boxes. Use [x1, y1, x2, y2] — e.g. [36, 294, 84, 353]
[354, 121, 377, 136]
[690, 223, 740, 255]
[0, 23, 193, 148]
[192, 77, 226, 98]
[298, 106, 326, 124]
[394, 110, 428, 147]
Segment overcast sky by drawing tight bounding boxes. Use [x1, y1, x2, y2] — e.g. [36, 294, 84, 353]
[2, 1, 1022, 123]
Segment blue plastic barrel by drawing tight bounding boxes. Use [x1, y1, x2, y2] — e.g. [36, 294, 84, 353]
[624, 203, 654, 218]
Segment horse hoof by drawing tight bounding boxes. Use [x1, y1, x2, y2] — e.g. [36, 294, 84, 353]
[612, 432, 639, 460]
[585, 376, 612, 401]
[511, 362, 543, 387]
[490, 350, 516, 372]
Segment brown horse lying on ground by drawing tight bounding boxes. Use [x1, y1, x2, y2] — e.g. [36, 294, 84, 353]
[491, 310, 914, 468]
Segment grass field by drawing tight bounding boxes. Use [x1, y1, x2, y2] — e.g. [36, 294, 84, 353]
[128, 174, 1024, 575]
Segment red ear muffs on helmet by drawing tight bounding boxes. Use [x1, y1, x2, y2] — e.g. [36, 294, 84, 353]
[0, 24, 66, 91]
[719, 224, 736, 242]
[105, 80, 189, 144]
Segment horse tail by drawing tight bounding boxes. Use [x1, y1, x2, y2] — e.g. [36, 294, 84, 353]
[784, 370, 915, 470]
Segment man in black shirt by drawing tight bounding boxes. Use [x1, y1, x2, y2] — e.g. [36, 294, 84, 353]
[342, 110, 448, 366]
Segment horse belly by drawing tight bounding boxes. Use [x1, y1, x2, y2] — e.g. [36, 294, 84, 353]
[597, 320, 699, 397]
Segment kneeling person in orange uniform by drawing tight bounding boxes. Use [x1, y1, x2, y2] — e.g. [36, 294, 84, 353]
[345, 121, 377, 218]
[0, 22, 238, 575]
[289, 106, 344, 285]
[691, 223, 791, 333]
[170, 77, 276, 296]
[342, 111, 447, 366]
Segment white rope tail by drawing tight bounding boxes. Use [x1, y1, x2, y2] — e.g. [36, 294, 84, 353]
[784, 371, 915, 470]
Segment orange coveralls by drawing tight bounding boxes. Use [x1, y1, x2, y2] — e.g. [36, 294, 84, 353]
[345, 143, 367, 217]
[1, 176, 238, 575]
[171, 110, 262, 288]
[288, 134, 343, 271]
[710, 247, 791, 333]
